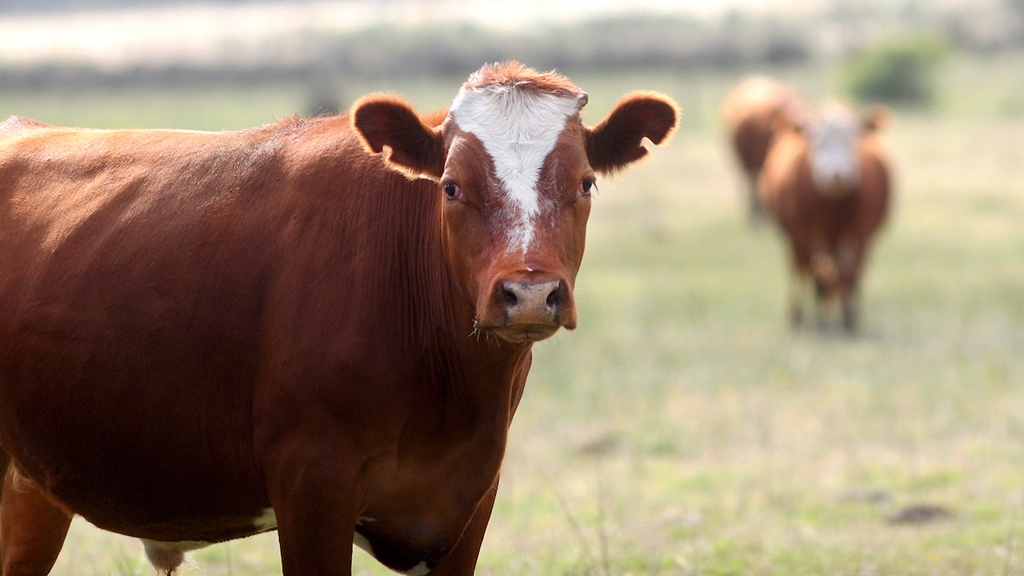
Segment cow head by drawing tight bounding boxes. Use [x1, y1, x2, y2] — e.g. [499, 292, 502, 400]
[352, 62, 678, 344]
[800, 100, 888, 196]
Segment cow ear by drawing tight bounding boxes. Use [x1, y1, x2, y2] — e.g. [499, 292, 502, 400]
[351, 94, 446, 181]
[771, 103, 808, 135]
[863, 105, 891, 132]
[586, 92, 679, 175]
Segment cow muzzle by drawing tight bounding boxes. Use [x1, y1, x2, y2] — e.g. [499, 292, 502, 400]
[477, 275, 577, 344]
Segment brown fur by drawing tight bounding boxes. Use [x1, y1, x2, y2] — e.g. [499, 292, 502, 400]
[0, 62, 677, 576]
[460, 61, 582, 98]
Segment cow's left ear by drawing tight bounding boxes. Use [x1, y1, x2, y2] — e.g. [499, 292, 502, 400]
[586, 92, 680, 175]
[351, 94, 446, 181]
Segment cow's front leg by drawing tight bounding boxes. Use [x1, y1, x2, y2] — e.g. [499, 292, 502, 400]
[788, 267, 809, 328]
[428, 477, 499, 576]
[0, 466, 73, 576]
[264, 451, 360, 576]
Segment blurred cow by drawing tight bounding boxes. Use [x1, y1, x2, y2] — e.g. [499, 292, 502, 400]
[758, 100, 891, 332]
[721, 76, 804, 222]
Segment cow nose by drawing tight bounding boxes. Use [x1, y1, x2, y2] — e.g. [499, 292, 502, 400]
[499, 279, 565, 323]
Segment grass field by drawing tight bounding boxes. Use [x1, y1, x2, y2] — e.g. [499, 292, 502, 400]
[4, 50, 1024, 575]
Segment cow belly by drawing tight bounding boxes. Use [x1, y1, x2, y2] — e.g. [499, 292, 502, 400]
[1, 417, 270, 542]
[51, 483, 272, 543]
[141, 508, 278, 570]
[0, 321, 270, 539]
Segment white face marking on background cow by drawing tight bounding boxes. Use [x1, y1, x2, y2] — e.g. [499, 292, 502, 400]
[807, 103, 861, 194]
[449, 85, 582, 253]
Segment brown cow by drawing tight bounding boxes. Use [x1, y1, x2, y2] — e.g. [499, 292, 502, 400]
[0, 62, 678, 576]
[758, 99, 891, 332]
[721, 76, 804, 222]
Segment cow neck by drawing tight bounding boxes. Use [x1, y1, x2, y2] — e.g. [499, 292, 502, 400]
[375, 178, 529, 420]
[293, 120, 531, 426]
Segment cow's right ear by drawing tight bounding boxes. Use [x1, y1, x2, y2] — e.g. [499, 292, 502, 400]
[351, 94, 446, 181]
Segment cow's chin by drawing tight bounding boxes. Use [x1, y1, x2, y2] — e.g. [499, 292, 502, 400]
[490, 324, 562, 344]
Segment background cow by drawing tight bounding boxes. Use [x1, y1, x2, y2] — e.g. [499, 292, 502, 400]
[721, 76, 804, 222]
[757, 99, 891, 332]
[0, 62, 677, 576]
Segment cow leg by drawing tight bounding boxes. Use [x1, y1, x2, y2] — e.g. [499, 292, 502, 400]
[0, 466, 73, 576]
[789, 268, 807, 328]
[274, 511, 355, 576]
[836, 238, 864, 333]
[746, 174, 764, 225]
[786, 239, 816, 328]
[263, 450, 358, 576]
[810, 247, 844, 330]
[842, 291, 859, 333]
[429, 478, 499, 576]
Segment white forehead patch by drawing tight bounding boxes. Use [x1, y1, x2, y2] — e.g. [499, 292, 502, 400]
[807, 103, 862, 194]
[450, 85, 581, 253]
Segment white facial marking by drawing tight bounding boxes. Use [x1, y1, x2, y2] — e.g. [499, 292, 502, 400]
[807, 103, 862, 194]
[450, 85, 581, 253]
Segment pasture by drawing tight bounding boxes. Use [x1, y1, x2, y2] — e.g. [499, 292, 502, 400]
[2, 50, 1024, 575]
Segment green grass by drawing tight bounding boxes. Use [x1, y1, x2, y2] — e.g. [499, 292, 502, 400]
[15, 49, 1024, 575]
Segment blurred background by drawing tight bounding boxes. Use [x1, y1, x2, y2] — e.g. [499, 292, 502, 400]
[3, 0, 1024, 126]
[3, 1, 1024, 575]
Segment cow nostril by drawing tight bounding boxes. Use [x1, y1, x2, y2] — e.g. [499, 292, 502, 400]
[546, 284, 561, 308]
[501, 286, 519, 307]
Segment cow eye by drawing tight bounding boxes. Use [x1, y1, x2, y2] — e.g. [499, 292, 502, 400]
[579, 179, 595, 196]
[443, 182, 461, 201]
